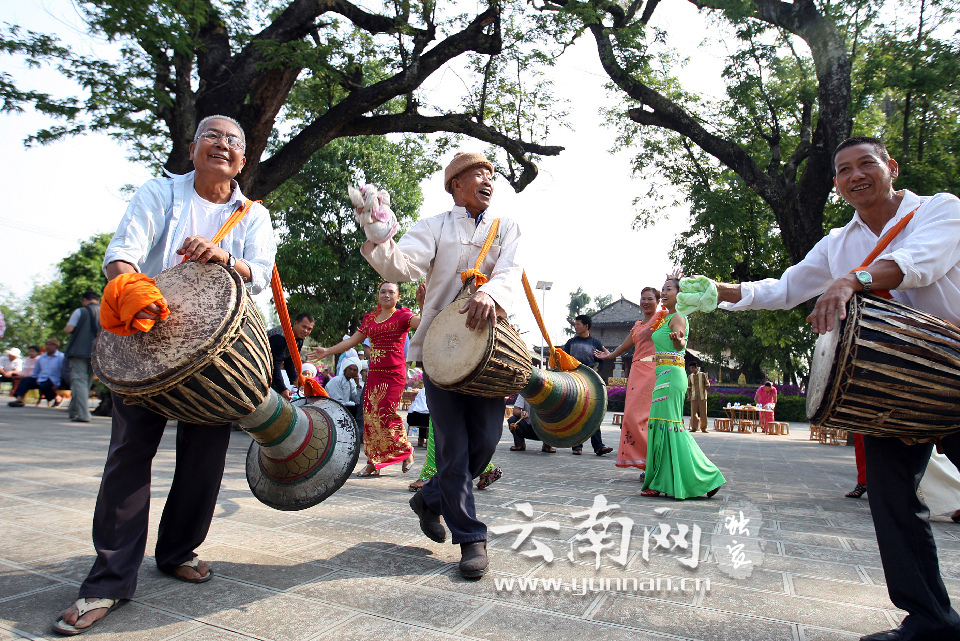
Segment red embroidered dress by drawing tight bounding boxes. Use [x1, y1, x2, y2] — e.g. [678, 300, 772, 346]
[360, 307, 415, 468]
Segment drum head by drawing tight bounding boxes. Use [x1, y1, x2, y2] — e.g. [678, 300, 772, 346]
[94, 261, 240, 389]
[422, 300, 493, 386]
[806, 300, 855, 421]
[245, 396, 360, 511]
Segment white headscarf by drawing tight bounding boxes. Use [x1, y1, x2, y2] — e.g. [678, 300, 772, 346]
[340, 356, 362, 377]
[301, 363, 318, 378]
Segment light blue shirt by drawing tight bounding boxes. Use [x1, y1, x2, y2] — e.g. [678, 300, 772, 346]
[34, 350, 64, 385]
[102, 171, 277, 294]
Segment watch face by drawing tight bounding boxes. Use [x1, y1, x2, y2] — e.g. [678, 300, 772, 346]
[857, 271, 871, 284]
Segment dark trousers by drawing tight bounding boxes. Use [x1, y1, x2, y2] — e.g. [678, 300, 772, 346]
[863, 434, 960, 636]
[509, 416, 540, 446]
[420, 377, 504, 544]
[407, 411, 430, 443]
[572, 428, 604, 452]
[78, 393, 231, 600]
[14, 377, 57, 401]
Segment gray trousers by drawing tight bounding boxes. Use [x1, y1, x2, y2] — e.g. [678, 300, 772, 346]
[79, 394, 231, 599]
[68, 357, 93, 421]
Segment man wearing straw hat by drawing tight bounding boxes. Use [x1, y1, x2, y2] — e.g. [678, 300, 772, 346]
[360, 152, 522, 579]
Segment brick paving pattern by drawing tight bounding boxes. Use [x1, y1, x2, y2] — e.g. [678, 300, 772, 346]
[2, 402, 959, 640]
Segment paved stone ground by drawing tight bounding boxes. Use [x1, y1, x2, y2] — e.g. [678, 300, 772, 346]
[2, 401, 959, 640]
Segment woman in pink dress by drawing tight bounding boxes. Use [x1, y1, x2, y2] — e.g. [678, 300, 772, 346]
[595, 287, 663, 478]
[312, 282, 421, 476]
[754, 382, 778, 433]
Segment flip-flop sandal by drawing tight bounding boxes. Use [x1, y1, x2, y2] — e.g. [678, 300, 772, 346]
[169, 556, 213, 583]
[53, 598, 126, 636]
[509, 446, 525, 451]
[408, 480, 424, 492]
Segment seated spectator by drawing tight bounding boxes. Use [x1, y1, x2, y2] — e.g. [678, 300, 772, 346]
[406, 388, 430, 448]
[1, 347, 23, 388]
[8, 338, 64, 407]
[21, 346, 40, 378]
[508, 395, 556, 453]
[325, 357, 364, 427]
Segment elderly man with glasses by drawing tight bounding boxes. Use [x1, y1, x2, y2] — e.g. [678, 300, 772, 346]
[53, 115, 276, 636]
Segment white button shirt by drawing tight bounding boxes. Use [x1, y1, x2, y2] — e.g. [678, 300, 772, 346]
[721, 190, 960, 325]
[361, 206, 523, 361]
[102, 170, 276, 294]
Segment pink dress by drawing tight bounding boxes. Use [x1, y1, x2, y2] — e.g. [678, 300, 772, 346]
[616, 317, 657, 470]
[360, 307, 415, 469]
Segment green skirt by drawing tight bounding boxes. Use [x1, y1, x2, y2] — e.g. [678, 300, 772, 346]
[642, 365, 725, 499]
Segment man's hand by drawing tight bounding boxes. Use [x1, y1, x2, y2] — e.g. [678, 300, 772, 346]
[416, 282, 426, 310]
[177, 236, 229, 264]
[135, 301, 167, 320]
[808, 275, 858, 334]
[459, 290, 497, 331]
[280, 389, 292, 401]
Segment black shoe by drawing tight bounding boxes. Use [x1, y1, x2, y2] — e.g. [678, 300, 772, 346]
[7, 401, 24, 407]
[409, 492, 446, 543]
[459, 541, 488, 579]
[595, 446, 613, 456]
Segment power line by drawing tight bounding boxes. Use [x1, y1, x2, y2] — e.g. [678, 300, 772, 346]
[0, 217, 79, 242]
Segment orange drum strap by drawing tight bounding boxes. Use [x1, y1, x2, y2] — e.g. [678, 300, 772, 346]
[460, 218, 501, 287]
[180, 199, 260, 263]
[850, 206, 919, 299]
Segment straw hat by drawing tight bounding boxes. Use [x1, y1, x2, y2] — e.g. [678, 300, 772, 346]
[5, 347, 21, 358]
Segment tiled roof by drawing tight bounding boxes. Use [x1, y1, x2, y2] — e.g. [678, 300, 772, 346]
[591, 297, 642, 326]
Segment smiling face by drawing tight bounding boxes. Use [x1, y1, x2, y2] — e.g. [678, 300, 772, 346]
[639, 288, 660, 315]
[378, 282, 400, 310]
[292, 318, 314, 340]
[833, 143, 898, 211]
[189, 118, 246, 182]
[660, 279, 679, 307]
[451, 167, 494, 216]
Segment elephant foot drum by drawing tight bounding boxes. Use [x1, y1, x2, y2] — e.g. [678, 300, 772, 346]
[422, 287, 532, 397]
[93, 260, 359, 509]
[807, 294, 960, 439]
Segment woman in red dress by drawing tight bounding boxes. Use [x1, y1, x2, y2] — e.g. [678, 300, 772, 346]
[312, 282, 421, 476]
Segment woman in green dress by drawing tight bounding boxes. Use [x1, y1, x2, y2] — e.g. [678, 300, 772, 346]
[641, 277, 725, 499]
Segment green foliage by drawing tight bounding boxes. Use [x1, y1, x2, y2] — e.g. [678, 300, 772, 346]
[44, 233, 112, 337]
[0, 282, 59, 352]
[564, 287, 614, 335]
[265, 135, 438, 347]
[705, 394, 806, 421]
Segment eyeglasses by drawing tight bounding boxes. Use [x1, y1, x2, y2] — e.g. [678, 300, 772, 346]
[196, 130, 245, 150]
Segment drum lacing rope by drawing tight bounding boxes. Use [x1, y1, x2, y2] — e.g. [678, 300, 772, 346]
[205, 199, 327, 398]
[460, 218, 580, 372]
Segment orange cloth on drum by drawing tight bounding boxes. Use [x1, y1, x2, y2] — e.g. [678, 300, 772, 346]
[548, 348, 581, 372]
[100, 273, 170, 336]
[301, 377, 328, 398]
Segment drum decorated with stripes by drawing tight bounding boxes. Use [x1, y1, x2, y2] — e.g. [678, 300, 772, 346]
[521, 364, 609, 448]
[807, 295, 960, 438]
[93, 260, 271, 424]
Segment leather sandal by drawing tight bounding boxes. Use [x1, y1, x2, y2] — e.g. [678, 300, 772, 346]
[510, 445, 525, 451]
[402, 452, 414, 473]
[845, 483, 867, 498]
[356, 464, 380, 477]
[641, 489, 660, 497]
[541, 445, 556, 453]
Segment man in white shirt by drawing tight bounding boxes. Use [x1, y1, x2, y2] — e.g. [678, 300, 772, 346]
[715, 136, 960, 641]
[360, 152, 522, 579]
[54, 115, 277, 636]
[0, 347, 22, 383]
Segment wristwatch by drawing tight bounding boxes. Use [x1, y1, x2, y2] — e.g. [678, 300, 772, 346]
[226, 253, 237, 269]
[854, 270, 872, 293]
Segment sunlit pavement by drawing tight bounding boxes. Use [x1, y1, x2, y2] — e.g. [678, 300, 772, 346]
[2, 402, 957, 640]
